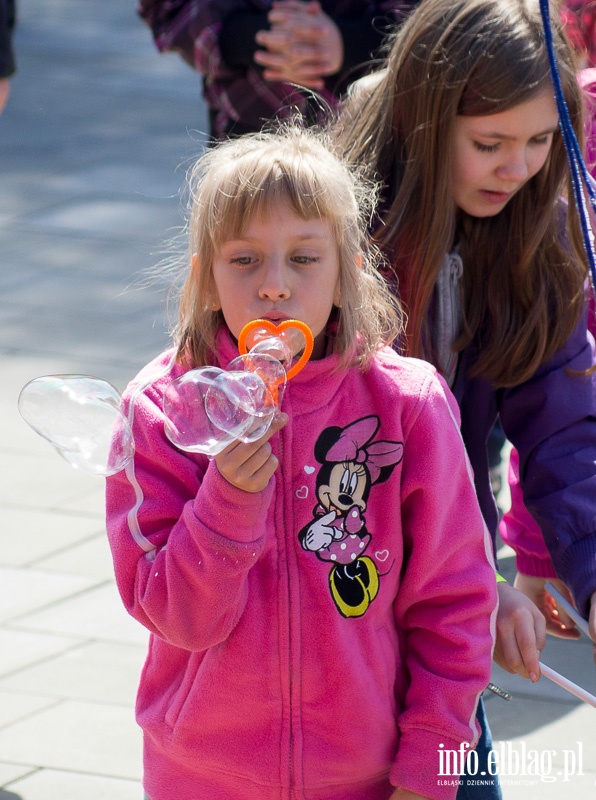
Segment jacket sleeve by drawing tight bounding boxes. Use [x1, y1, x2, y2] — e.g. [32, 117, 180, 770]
[0, 0, 16, 78]
[391, 372, 497, 800]
[499, 306, 596, 618]
[137, 0, 252, 77]
[498, 447, 557, 577]
[105, 382, 273, 651]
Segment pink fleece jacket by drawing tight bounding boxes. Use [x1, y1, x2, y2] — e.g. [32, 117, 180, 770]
[105, 329, 497, 800]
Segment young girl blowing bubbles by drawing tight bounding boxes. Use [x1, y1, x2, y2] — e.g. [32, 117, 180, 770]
[105, 128, 497, 800]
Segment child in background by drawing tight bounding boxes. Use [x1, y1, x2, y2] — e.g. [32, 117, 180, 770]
[561, 0, 596, 67]
[105, 128, 497, 800]
[333, 0, 596, 795]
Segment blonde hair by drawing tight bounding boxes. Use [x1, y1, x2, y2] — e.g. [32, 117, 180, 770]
[175, 127, 402, 368]
[334, 0, 587, 387]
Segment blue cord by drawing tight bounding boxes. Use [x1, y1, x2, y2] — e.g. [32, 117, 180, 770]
[539, 0, 596, 288]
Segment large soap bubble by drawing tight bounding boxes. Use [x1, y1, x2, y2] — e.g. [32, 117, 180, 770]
[18, 375, 134, 476]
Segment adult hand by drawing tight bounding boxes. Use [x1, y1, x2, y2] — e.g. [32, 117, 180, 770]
[254, 0, 344, 89]
[514, 573, 582, 639]
[493, 581, 546, 682]
[215, 412, 288, 493]
[0, 79, 10, 113]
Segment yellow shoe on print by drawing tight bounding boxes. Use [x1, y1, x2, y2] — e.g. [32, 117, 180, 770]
[329, 557, 379, 618]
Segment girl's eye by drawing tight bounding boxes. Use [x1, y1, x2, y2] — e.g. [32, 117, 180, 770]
[473, 141, 499, 153]
[292, 254, 318, 265]
[531, 135, 550, 146]
[230, 256, 255, 266]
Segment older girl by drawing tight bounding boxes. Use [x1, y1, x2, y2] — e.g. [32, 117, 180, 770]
[333, 0, 596, 796]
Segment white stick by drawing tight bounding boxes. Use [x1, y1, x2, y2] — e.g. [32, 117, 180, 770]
[545, 582, 593, 641]
[539, 662, 596, 708]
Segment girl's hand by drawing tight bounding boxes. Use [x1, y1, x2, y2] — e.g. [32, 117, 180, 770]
[215, 412, 288, 493]
[513, 573, 582, 639]
[388, 789, 432, 800]
[493, 581, 545, 681]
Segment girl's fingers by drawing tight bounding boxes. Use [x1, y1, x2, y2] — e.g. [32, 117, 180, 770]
[219, 441, 280, 493]
[494, 582, 546, 681]
[215, 413, 287, 492]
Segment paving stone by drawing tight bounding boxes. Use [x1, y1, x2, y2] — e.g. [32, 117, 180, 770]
[32, 533, 114, 581]
[13, 582, 148, 646]
[0, 690, 57, 729]
[0, 630, 79, 679]
[3, 768, 141, 800]
[0, 450, 99, 510]
[0, 566, 95, 625]
[0, 508, 103, 568]
[0, 641, 144, 707]
[0, 763, 36, 788]
[25, 197, 180, 242]
[485, 699, 596, 798]
[0, 700, 142, 780]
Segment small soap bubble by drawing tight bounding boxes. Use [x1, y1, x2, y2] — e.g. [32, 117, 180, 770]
[163, 367, 242, 456]
[206, 369, 276, 444]
[248, 336, 293, 370]
[243, 326, 274, 351]
[18, 375, 133, 476]
[278, 327, 307, 358]
[227, 353, 286, 407]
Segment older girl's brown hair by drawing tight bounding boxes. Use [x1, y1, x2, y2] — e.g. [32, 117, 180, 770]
[335, 0, 587, 387]
[175, 126, 402, 369]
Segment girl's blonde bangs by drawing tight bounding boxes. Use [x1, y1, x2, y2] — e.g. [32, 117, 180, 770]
[203, 151, 355, 251]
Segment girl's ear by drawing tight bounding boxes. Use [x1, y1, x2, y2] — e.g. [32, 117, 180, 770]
[333, 280, 342, 308]
[193, 254, 221, 311]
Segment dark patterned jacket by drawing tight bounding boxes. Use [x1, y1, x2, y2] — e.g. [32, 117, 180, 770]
[137, 0, 419, 137]
[0, 0, 15, 78]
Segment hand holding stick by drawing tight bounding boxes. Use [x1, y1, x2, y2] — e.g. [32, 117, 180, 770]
[545, 581, 593, 641]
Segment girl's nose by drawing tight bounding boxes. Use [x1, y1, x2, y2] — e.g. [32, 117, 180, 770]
[258, 260, 290, 301]
[496, 149, 529, 183]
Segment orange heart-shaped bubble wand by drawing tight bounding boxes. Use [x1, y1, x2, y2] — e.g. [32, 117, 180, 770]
[238, 319, 314, 404]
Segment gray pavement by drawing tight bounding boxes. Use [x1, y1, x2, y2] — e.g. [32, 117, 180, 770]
[0, 2, 594, 798]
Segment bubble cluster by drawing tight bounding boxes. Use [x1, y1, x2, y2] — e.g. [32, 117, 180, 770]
[18, 320, 314, 473]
